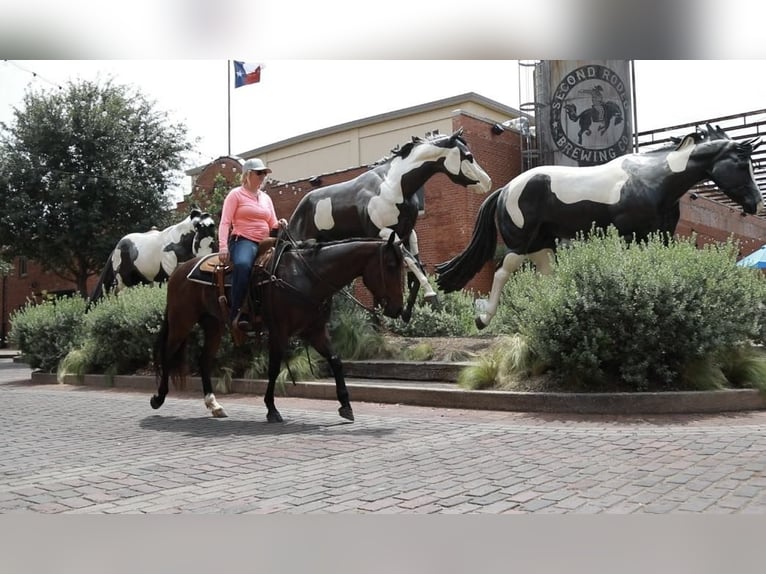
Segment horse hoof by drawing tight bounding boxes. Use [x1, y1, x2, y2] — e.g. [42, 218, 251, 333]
[211, 407, 228, 418]
[267, 411, 284, 423]
[150, 395, 164, 409]
[475, 317, 488, 330]
[401, 310, 412, 323]
[424, 294, 441, 310]
[339, 406, 354, 421]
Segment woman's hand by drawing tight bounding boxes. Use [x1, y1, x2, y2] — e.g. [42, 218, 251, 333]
[219, 250, 229, 264]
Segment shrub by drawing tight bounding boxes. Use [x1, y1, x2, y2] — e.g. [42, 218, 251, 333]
[82, 285, 167, 375]
[9, 295, 88, 372]
[381, 279, 478, 337]
[486, 229, 766, 391]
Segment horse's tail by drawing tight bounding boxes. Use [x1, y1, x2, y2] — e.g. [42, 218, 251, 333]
[153, 308, 188, 389]
[435, 187, 502, 293]
[87, 256, 115, 310]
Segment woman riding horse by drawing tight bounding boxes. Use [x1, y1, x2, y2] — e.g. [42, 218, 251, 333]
[152, 235, 404, 423]
[435, 124, 763, 329]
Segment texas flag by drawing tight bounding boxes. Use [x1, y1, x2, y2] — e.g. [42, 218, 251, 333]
[233, 61, 263, 88]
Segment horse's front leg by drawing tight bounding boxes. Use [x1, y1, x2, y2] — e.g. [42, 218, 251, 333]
[307, 328, 353, 421]
[379, 229, 437, 318]
[404, 230, 438, 301]
[401, 270, 420, 323]
[264, 343, 284, 423]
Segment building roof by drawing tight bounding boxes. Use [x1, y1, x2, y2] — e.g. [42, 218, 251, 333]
[187, 92, 523, 177]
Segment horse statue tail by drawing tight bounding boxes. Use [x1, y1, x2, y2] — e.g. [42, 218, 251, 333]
[435, 188, 502, 293]
[87, 256, 116, 309]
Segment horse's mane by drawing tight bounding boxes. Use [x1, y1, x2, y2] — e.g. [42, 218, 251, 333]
[368, 128, 465, 167]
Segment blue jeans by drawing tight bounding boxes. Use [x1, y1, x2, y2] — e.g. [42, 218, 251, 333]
[229, 237, 259, 322]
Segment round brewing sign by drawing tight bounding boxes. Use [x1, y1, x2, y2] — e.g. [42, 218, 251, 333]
[549, 64, 631, 165]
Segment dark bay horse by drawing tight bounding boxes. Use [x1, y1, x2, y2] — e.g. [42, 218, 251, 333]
[287, 128, 492, 322]
[435, 124, 763, 329]
[151, 235, 404, 423]
[89, 207, 216, 305]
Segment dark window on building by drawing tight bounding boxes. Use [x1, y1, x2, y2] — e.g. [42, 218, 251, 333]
[415, 186, 425, 214]
[17, 257, 27, 278]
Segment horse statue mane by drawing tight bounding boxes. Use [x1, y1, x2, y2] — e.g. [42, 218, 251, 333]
[664, 123, 761, 155]
[368, 128, 467, 167]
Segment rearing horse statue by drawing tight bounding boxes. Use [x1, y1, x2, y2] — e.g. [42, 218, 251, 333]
[435, 124, 763, 329]
[287, 128, 492, 322]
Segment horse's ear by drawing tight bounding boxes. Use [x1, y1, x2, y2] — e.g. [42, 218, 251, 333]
[705, 123, 729, 140]
[452, 127, 464, 140]
[411, 136, 423, 144]
[189, 205, 202, 218]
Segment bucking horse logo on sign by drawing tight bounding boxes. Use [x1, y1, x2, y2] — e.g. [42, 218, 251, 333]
[550, 64, 631, 165]
[564, 84, 624, 144]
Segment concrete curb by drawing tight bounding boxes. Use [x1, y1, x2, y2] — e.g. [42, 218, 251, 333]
[31, 371, 766, 415]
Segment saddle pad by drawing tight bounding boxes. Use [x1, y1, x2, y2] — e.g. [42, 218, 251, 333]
[186, 244, 278, 286]
[187, 253, 230, 286]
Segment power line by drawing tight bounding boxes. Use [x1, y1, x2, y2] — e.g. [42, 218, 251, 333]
[3, 60, 63, 90]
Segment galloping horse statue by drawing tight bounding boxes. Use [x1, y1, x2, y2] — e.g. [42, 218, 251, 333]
[287, 128, 492, 322]
[564, 101, 623, 144]
[436, 124, 763, 329]
[88, 206, 216, 305]
[152, 235, 404, 423]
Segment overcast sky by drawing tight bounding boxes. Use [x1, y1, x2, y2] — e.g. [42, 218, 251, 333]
[2, 60, 766, 200]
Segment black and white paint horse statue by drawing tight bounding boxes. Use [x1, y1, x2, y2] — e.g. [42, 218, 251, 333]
[89, 207, 216, 305]
[436, 124, 763, 329]
[287, 128, 492, 322]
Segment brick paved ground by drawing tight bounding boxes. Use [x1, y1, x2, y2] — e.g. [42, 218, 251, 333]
[2, 358, 766, 514]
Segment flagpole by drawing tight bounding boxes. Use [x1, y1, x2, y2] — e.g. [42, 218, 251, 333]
[227, 59, 232, 156]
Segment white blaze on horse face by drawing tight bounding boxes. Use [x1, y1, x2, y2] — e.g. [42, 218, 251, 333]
[506, 162, 628, 228]
[313, 197, 336, 231]
[464, 159, 492, 194]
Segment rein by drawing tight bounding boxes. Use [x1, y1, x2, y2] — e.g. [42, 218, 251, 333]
[265, 231, 384, 316]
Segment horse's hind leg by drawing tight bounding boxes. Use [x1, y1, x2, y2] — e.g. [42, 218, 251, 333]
[199, 314, 227, 418]
[264, 343, 285, 423]
[151, 314, 193, 409]
[307, 327, 353, 422]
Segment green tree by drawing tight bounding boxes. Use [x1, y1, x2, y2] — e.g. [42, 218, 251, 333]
[0, 77, 195, 296]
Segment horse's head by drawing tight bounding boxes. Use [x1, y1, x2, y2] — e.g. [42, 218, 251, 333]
[396, 128, 492, 194]
[698, 124, 763, 215]
[362, 235, 404, 319]
[192, 211, 216, 256]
